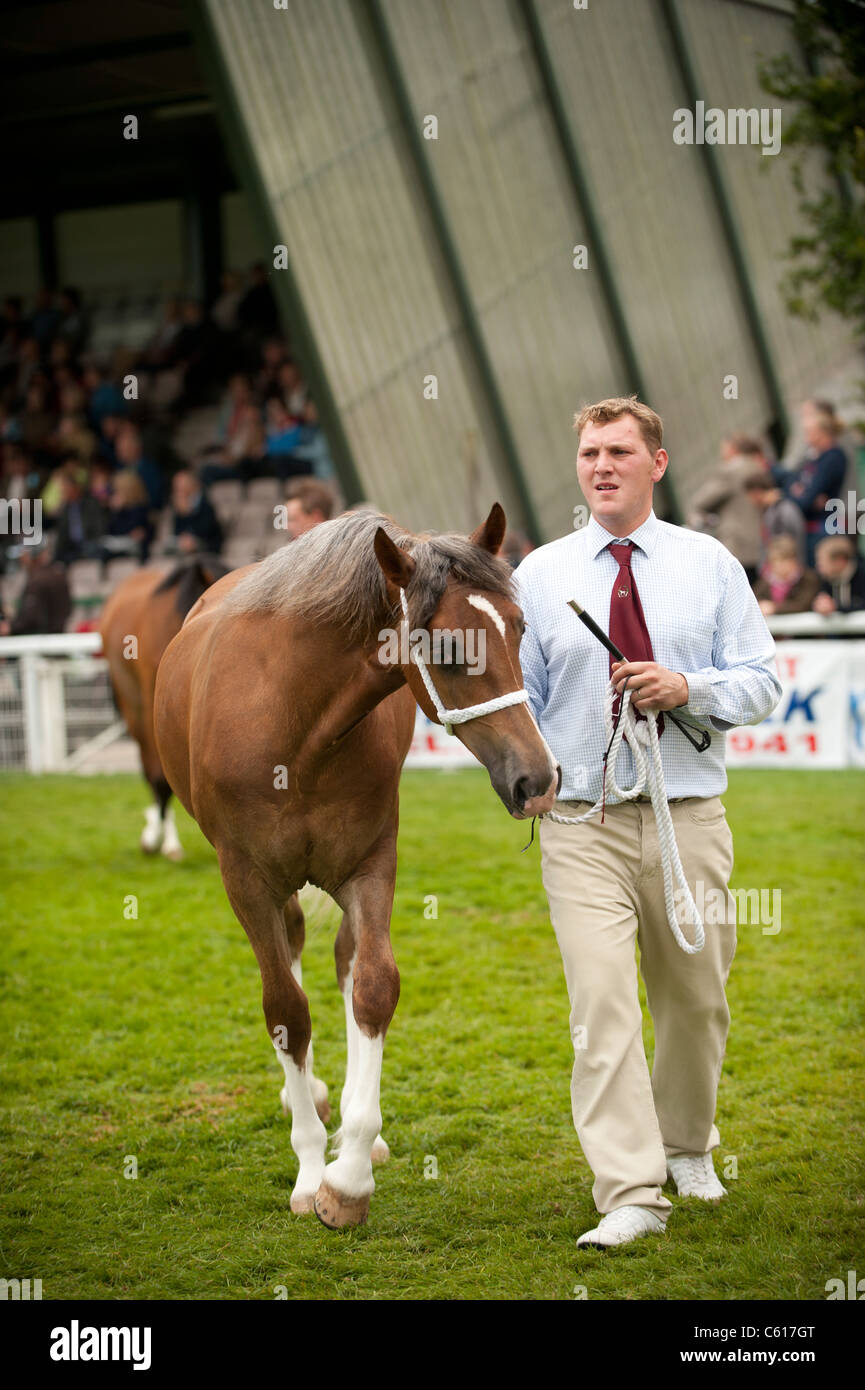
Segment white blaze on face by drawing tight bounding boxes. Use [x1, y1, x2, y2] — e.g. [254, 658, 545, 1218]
[467, 593, 506, 639]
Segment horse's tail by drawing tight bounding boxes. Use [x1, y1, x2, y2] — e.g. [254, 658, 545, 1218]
[154, 555, 233, 619]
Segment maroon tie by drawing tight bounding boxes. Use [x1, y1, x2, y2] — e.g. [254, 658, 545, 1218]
[608, 541, 664, 736]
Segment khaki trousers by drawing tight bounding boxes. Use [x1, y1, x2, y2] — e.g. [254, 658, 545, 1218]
[539, 795, 737, 1219]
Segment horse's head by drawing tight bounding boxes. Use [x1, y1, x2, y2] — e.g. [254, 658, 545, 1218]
[373, 504, 560, 820]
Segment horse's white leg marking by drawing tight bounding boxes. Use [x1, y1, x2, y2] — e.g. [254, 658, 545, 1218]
[141, 803, 162, 852]
[333, 955, 388, 1162]
[467, 593, 506, 638]
[160, 805, 183, 860]
[321, 1029, 384, 1199]
[282, 956, 329, 1118]
[274, 1042, 328, 1213]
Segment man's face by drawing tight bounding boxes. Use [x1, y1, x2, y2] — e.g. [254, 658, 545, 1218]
[284, 500, 322, 540]
[576, 415, 667, 533]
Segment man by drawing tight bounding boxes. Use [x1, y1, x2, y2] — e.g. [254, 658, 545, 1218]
[513, 396, 781, 1249]
[170, 470, 223, 555]
[686, 434, 767, 583]
[283, 478, 336, 540]
[743, 469, 807, 569]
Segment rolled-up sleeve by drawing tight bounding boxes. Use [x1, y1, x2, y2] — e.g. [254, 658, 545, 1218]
[680, 556, 782, 731]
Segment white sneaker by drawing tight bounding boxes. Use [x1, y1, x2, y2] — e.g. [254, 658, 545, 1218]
[576, 1204, 667, 1249]
[666, 1151, 727, 1201]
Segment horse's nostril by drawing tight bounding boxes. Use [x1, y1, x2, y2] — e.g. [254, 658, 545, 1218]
[513, 776, 531, 808]
[556, 764, 563, 794]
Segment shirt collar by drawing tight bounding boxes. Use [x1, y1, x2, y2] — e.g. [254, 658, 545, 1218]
[585, 508, 659, 559]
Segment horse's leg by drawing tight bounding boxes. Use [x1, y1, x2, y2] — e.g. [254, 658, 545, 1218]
[220, 852, 327, 1214]
[333, 912, 389, 1164]
[314, 841, 399, 1229]
[281, 894, 330, 1123]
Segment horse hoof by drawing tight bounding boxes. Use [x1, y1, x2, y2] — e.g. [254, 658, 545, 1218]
[161, 846, 184, 862]
[371, 1138, 390, 1164]
[140, 840, 160, 855]
[290, 1191, 317, 1215]
[313, 1181, 370, 1230]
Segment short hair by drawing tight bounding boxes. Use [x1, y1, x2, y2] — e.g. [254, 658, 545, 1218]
[807, 400, 843, 438]
[574, 396, 663, 455]
[285, 478, 336, 520]
[766, 535, 799, 562]
[743, 470, 774, 491]
[734, 437, 766, 457]
[816, 535, 855, 561]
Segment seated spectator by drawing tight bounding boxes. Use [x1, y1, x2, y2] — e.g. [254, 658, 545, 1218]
[41, 452, 88, 525]
[53, 412, 97, 469]
[2, 443, 37, 503]
[753, 535, 821, 616]
[255, 337, 288, 398]
[743, 471, 807, 568]
[238, 262, 280, 343]
[99, 469, 153, 564]
[170, 470, 223, 555]
[264, 397, 307, 478]
[0, 543, 71, 636]
[29, 288, 61, 351]
[776, 401, 849, 564]
[211, 270, 244, 335]
[115, 421, 163, 508]
[89, 461, 114, 508]
[272, 398, 334, 480]
[82, 363, 126, 429]
[687, 434, 767, 583]
[56, 287, 87, 355]
[19, 381, 55, 464]
[277, 358, 307, 417]
[283, 478, 336, 539]
[813, 536, 865, 615]
[139, 297, 183, 371]
[53, 470, 108, 565]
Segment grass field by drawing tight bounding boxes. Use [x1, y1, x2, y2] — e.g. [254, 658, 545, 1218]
[1, 768, 863, 1301]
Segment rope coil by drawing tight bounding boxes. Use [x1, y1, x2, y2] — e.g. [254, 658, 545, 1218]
[545, 681, 705, 955]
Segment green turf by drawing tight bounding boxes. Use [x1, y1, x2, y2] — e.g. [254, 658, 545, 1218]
[1, 769, 863, 1300]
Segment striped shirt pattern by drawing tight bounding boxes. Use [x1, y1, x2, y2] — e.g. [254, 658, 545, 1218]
[512, 510, 782, 802]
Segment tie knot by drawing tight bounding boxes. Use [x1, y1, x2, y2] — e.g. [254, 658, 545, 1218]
[609, 541, 633, 569]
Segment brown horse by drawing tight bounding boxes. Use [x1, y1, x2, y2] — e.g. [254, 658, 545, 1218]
[153, 504, 558, 1228]
[99, 556, 229, 859]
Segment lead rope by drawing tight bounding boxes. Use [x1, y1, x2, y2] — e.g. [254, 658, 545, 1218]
[545, 681, 705, 955]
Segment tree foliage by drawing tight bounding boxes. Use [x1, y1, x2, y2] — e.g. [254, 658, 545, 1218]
[758, 0, 865, 339]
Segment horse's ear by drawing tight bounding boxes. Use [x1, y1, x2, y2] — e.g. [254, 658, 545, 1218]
[373, 526, 416, 590]
[470, 502, 506, 555]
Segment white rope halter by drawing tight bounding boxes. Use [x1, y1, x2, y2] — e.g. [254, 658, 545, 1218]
[546, 681, 705, 955]
[399, 588, 530, 735]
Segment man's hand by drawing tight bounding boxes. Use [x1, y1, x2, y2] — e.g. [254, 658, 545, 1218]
[611, 660, 689, 713]
[813, 592, 836, 615]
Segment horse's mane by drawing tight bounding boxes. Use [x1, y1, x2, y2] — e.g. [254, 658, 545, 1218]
[153, 555, 232, 618]
[224, 509, 515, 645]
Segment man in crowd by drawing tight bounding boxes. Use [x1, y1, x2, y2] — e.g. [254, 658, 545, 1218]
[687, 434, 768, 583]
[514, 396, 781, 1249]
[283, 478, 336, 540]
[743, 470, 807, 569]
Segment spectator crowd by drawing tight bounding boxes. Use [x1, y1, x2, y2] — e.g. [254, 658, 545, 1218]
[0, 269, 339, 634]
[0, 275, 862, 638]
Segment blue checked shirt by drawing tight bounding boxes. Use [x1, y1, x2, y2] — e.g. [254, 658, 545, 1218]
[513, 510, 782, 802]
